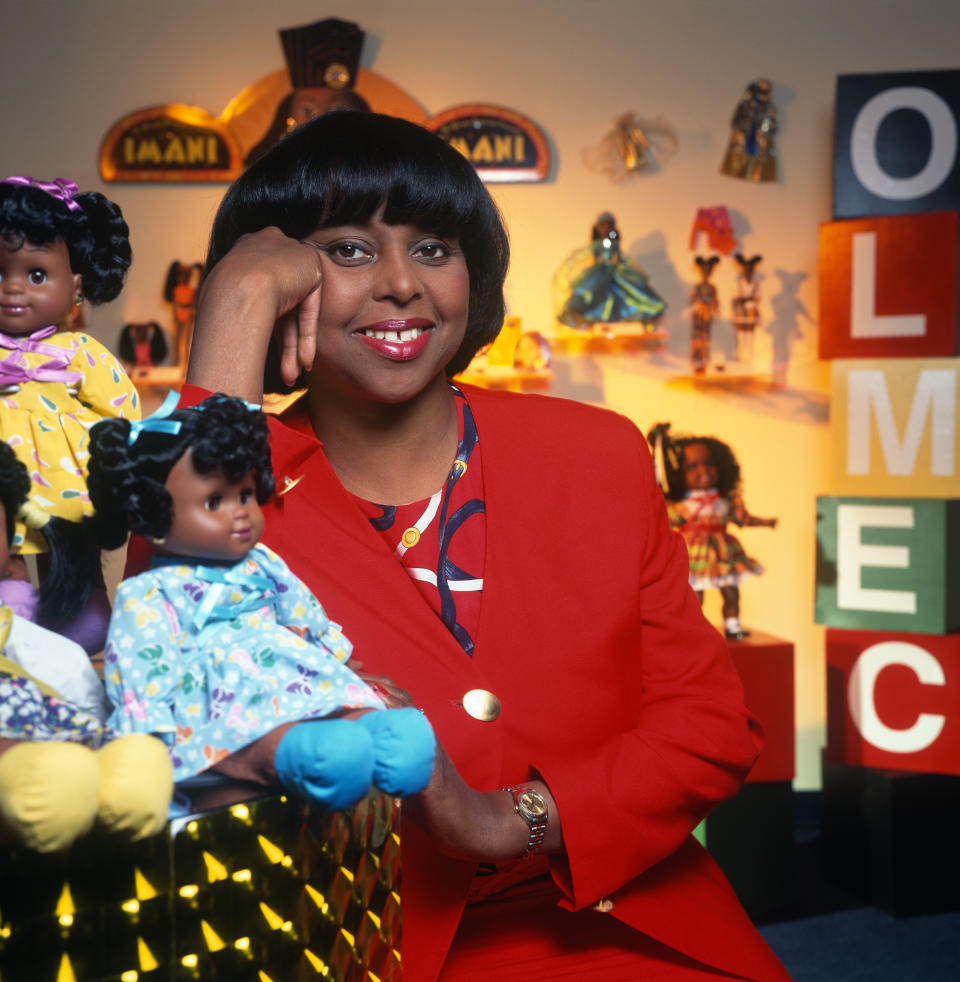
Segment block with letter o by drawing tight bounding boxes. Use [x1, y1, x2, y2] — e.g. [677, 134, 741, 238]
[834, 69, 960, 219]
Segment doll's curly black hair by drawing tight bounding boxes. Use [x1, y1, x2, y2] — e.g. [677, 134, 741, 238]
[646, 422, 742, 502]
[0, 440, 97, 627]
[0, 180, 132, 304]
[86, 394, 275, 551]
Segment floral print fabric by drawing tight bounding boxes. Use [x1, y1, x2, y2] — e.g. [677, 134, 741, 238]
[104, 543, 383, 781]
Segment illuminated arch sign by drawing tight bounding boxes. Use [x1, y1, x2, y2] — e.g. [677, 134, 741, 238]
[426, 104, 550, 183]
[834, 69, 960, 218]
[100, 105, 244, 183]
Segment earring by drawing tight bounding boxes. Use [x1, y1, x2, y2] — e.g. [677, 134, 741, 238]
[151, 536, 166, 546]
[74, 293, 83, 307]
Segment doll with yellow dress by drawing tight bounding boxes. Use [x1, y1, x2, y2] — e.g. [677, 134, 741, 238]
[648, 423, 777, 640]
[0, 176, 139, 648]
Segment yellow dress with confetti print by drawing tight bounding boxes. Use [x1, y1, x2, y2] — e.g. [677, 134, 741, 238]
[0, 330, 139, 553]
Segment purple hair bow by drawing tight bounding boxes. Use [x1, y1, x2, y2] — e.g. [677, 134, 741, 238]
[0, 175, 82, 213]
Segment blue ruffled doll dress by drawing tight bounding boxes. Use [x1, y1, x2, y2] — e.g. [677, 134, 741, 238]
[104, 543, 384, 781]
[555, 238, 666, 329]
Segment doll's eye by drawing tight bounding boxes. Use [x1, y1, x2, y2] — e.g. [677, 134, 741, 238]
[28, 269, 47, 285]
[238, 489, 252, 505]
[205, 494, 222, 512]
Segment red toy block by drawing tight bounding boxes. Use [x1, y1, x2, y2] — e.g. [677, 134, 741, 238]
[819, 211, 960, 359]
[728, 631, 795, 783]
[826, 627, 960, 775]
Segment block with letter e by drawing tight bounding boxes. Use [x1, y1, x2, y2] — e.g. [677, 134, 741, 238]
[829, 358, 959, 497]
[819, 212, 960, 359]
[833, 68, 960, 220]
[815, 496, 960, 634]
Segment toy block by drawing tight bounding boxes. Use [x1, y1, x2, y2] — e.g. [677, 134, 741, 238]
[826, 627, 960, 775]
[819, 212, 960, 359]
[727, 631, 795, 783]
[700, 781, 796, 920]
[829, 358, 960, 496]
[820, 753, 960, 916]
[815, 496, 960, 634]
[833, 68, 960, 220]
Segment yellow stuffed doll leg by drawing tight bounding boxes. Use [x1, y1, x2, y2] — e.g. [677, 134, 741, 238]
[95, 734, 173, 840]
[0, 742, 100, 852]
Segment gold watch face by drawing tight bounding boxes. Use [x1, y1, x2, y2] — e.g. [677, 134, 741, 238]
[518, 790, 547, 817]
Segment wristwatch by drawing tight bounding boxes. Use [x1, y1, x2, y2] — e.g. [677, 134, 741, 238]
[503, 785, 549, 857]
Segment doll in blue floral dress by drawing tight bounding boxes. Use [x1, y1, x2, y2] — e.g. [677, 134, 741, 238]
[87, 393, 435, 809]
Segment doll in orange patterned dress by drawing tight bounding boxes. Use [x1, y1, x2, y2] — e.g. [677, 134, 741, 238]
[648, 423, 777, 640]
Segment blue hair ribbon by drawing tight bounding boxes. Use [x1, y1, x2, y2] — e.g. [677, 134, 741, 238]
[127, 389, 183, 446]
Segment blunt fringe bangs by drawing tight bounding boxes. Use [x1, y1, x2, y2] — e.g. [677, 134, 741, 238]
[207, 112, 509, 389]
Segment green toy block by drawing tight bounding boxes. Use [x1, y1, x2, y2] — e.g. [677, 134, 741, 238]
[815, 496, 960, 634]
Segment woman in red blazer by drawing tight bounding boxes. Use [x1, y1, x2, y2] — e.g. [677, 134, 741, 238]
[188, 110, 790, 981]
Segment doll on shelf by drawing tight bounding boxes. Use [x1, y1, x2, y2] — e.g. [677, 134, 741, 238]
[163, 261, 204, 369]
[86, 393, 436, 810]
[0, 175, 139, 650]
[555, 212, 666, 332]
[689, 255, 720, 374]
[732, 253, 762, 364]
[647, 423, 777, 640]
[119, 321, 169, 371]
[0, 441, 172, 853]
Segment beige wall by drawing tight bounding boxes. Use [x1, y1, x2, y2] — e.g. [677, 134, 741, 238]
[4, 0, 959, 787]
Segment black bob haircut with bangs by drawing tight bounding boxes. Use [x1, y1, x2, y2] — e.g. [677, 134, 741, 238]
[206, 111, 510, 390]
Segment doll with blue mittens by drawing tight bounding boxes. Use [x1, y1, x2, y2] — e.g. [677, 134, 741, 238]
[86, 392, 436, 810]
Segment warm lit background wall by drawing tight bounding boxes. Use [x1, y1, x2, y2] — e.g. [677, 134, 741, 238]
[4, 0, 959, 789]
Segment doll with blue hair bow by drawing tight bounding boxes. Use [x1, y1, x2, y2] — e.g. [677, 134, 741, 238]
[86, 392, 435, 810]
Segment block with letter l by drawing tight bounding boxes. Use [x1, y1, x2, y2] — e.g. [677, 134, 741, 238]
[815, 495, 960, 634]
[819, 212, 960, 359]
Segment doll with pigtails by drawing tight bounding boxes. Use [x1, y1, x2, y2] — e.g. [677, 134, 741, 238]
[647, 422, 777, 640]
[87, 393, 435, 811]
[0, 176, 139, 649]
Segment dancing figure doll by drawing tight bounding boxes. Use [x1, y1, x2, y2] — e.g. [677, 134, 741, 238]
[689, 256, 720, 374]
[648, 423, 777, 640]
[732, 253, 762, 364]
[719, 79, 777, 183]
[87, 393, 435, 810]
[555, 213, 666, 331]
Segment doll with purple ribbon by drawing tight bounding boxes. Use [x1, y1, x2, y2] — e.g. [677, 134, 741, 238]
[86, 393, 435, 810]
[0, 176, 138, 648]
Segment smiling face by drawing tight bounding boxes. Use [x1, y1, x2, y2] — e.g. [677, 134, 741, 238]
[302, 210, 470, 407]
[0, 236, 80, 335]
[682, 441, 718, 492]
[156, 450, 265, 562]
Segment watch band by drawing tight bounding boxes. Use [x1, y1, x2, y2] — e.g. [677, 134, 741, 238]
[502, 785, 549, 857]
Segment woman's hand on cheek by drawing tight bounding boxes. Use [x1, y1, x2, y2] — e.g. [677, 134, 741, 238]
[189, 227, 322, 400]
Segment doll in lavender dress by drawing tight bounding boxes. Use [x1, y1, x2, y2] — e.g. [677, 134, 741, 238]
[87, 393, 435, 810]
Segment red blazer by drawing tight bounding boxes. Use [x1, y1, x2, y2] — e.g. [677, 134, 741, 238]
[183, 383, 789, 981]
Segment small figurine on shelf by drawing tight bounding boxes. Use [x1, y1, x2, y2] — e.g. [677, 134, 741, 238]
[689, 256, 720, 374]
[0, 175, 139, 648]
[119, 321, 169, 370]
[719, 79, 778, 183]
[555, 212, 666, 332]
[732, 253, 763, 364]
[87, 393, 436, 810]
[647, 423, 777, 640]
[0, 441, 173, 853]
[163, 261, 204, 369]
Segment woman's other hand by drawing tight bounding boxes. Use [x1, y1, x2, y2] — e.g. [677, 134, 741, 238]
[188, 227, 323, 399]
